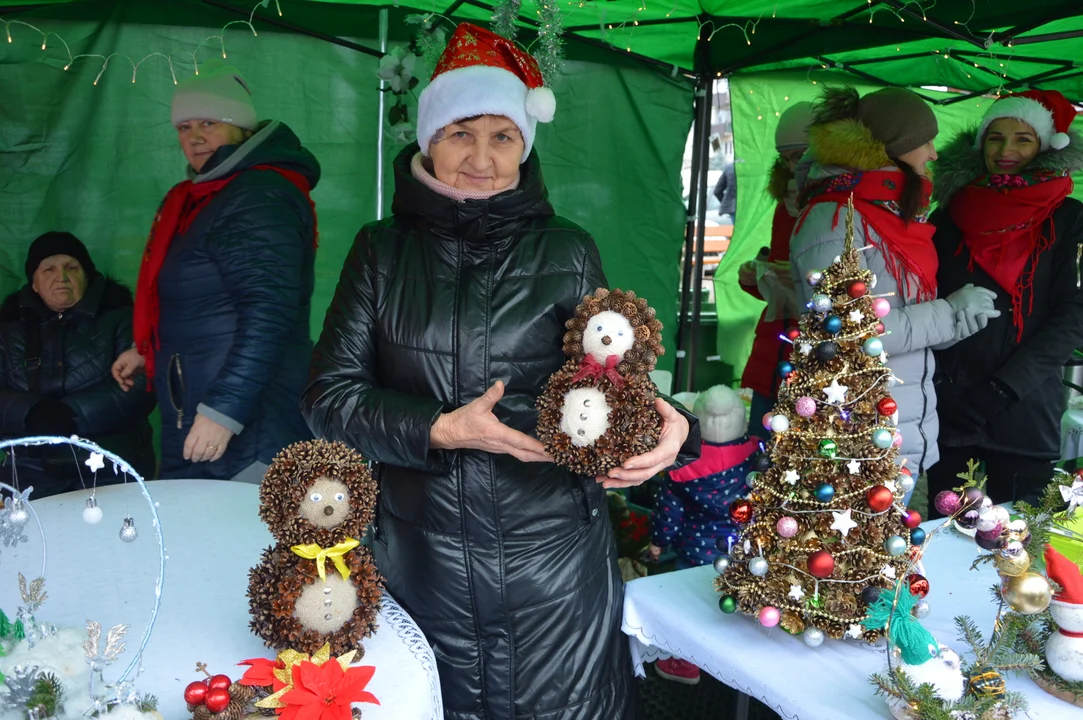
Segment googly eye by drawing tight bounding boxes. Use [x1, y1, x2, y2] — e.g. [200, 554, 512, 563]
[310, 493, 322, 502]
[618, 331, 624, 336]
[596, 325, 603, 332]
[334, 493, 345, 502]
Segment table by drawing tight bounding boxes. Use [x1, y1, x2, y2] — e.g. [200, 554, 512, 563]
[623, 521, 1083, 720]
[0, 480, 442, 719]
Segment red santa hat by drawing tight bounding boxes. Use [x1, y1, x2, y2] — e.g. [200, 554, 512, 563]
[417, 23, 555, 163]
[974, 89, 1078, 152]
[1045, 545, 1083, 604]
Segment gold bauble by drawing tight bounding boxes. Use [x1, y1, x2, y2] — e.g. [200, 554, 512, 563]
[994, 550, 1030, 577]
[1000, 572, 1053, 615]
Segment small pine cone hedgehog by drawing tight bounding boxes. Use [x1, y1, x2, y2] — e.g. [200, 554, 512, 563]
[248, 439, 383, 656]
[537, 288, 665, 476]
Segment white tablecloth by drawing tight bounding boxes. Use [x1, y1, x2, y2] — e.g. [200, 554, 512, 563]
[0, 480, 442, 719]
[623, 521, 1083, 720]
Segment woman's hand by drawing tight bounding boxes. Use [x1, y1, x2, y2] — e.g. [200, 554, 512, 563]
[183, 412, 234, 463]
[597, 398, 690, 489]
[430, 380, 551, 463]
[111, 348, 146, 392]
[737, 260, 757, 287]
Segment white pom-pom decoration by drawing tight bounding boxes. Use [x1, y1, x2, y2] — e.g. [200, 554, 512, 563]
[1051, 132, 1071, 150]
[560, 387, 611, 447]
[526, 86, 556, 123]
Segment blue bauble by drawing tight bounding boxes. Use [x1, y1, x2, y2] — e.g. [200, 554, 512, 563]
[823, 315, 843, 334]
[777, 361, 795, 378]
[811, 293, 832, 313]
[814, 483, 835, 503]
[884, 535, 908, 556]
[872, 428, 894, 449]
[910, 527, 927, 545]
[863, 337, 884, 356]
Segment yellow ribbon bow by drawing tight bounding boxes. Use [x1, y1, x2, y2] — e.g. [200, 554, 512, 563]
[290, 537, 360, 581]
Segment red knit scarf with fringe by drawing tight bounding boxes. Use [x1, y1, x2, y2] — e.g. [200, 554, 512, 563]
[949, 172, 1072, 341]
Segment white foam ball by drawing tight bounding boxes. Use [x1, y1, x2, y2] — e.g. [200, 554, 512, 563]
[581, 310, 635, 363]
[560, 387, 611, 447]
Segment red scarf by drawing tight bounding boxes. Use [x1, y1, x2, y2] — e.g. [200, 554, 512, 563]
[571, 354, 624, 387]
[133, 165, 317, 380]
[948, 174, 1072, 341]
[797, 170, 938, 302]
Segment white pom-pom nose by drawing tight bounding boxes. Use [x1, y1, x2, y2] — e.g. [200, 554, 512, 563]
[1051, 131, 1070, 150]
[526, 86, 556, 123]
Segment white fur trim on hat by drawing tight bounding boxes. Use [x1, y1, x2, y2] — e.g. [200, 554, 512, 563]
[974, 96, 1056, 151]
[417, 65, 538, 163]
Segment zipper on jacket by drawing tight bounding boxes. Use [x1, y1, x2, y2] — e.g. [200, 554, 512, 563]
[1076, 243, 1081, 288]
[168, 353, 186, 429]
[917, 349, 930, 476]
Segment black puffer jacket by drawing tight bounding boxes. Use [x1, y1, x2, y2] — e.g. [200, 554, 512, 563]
[305, 146, 697, 719]
[0, 275, 156, 493]
[154, 121, 317, 479]
[931, 128, 1083, 459]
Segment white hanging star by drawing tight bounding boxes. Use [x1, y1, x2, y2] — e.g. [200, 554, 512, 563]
[848, 309, 865, 323]
[783, 469, 800, 485]
[788, 584, 806, 601]
[883, 479, 898, 494]
[880, 564, 896, 580]
[879, 351, 889, 365]
[870, 274, 878, 289]
[830, 509, 859, 539]
[822, 378, 849, 405]
[799, 342, 813, 356]
[889, 411, 899, 427]
[744, 539, 752, 554]
[847, 623, 865, 639]
[847, 459, 861, 475]
[832, 255, 842, 265]
[85, 452, 105, 473]
[1060, 479, 1083, 516]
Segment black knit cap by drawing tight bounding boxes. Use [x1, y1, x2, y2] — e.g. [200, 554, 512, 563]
[25, 231, 96, 282]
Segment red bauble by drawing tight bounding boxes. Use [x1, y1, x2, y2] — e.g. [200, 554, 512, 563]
[183, 681, 208, 706]
[848, 281, 868, 298]
[807, 550, 835, 578]
[907, 573, 930, 598]
[866, 485, 894, 513]
[899, 466, 912, 477]
[204, 688, 232, 714]
[729, 499, 754, 524]
[875, 322, 886, 334]
[902, 510, 922, 529]
[785, 327, 801, 341]
[876, 397, 898, 417]
[208, 674, 232, 691]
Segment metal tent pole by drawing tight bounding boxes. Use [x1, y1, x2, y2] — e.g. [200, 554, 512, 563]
[673, 80, 706, 392]
[376, 8, 388, 220]
[685, 74, 713, 393]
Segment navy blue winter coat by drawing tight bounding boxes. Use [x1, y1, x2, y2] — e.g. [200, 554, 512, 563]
[153, 121, 318, 479]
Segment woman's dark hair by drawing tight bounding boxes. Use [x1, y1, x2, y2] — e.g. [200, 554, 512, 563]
[889, 156, 925, 223]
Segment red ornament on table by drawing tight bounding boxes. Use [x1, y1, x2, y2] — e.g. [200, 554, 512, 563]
[807, 549, 835, 578]
[183, 681, 208, 706]
[205, 688, 232, 714]
[866, 485, 894, 513]
[208, 674, 232, 691]
[902, 509, 922, 529]
[907, 574, 930, 598]
[876, 397, 898, 417]
[848, 281, 867, 298]
[729, 499, 754, 524]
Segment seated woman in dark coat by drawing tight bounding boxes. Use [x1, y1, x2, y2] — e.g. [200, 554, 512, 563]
[0, 232, 156, 495]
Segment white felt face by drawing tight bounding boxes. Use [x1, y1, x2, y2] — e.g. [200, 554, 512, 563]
[293, 573, 359, 635]
[559, 387, 611, 447]
[299, 477, 351, 529]
[582, 310, 635, 363]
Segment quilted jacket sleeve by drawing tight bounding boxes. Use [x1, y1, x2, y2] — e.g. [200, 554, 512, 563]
[0, 338, 39, 434]
[61, 308, 156, 435]
[302, 228, 450, 472]
[197, 176, 313, 432]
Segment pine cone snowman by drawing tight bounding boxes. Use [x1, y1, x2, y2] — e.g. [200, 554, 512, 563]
[248, 439, 383, 656]
[537, 288, 664, 476]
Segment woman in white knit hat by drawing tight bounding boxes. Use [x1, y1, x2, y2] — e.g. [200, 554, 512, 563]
[112, 60, 319, 482]
[304, 23, 696, 720]
[929, 89, 1083, 513]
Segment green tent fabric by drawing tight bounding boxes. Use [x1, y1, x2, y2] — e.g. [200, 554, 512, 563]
[0, 1, 693, 374]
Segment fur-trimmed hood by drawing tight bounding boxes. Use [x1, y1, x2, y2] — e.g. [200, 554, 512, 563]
[808, 119, 893, 174]
[767, 155, 794, 202]
[0, 274, 133, 322]
[933, 126, 1083, 206]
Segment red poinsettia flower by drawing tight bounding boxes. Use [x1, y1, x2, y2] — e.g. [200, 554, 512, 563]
[280, 659, 379, 720]
[238, 657, 286, 689]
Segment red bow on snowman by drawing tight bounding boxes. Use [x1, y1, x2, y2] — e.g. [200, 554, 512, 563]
[571, 354, 624, 388]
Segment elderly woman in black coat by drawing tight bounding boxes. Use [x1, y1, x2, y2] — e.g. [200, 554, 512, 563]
[304, 23, 696, 720]
[0, 232, 156, 495]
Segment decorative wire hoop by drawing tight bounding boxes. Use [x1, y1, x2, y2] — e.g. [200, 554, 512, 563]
[0, 435, 165, 688]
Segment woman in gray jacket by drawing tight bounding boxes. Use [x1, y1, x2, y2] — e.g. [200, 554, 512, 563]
[789, 86, 998, 482]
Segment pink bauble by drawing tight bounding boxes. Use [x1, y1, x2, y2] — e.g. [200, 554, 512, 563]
[759, 606, 781, 628]
[762, 412, 774, 430]
[934, 490, 961, 516]
[892, 431, 903, 448]
[795, 396, 817, 418]
[776, 516, 799, 538]
[872, 298, 891, 318]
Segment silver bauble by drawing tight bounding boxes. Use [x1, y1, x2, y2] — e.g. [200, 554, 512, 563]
[7, 500, 29, 528]
[898, 474, 916, 494]
[119, 516, 138, 543]
[803, 627, 825, 647]
[748, 556, 769, 577]
[745, 471, 760, 488]
[884, 535, 907, 556]
[913, 600, 931, 619]
[713, 555, 732, 575]
[811, 293, 832, 313]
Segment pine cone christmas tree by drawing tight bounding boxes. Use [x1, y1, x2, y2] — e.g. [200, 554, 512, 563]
[714, 197, 920, 644]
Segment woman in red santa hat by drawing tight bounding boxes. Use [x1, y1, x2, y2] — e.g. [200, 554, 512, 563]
[304, 22, 697, 719]
[928, 89, 1083, 514]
